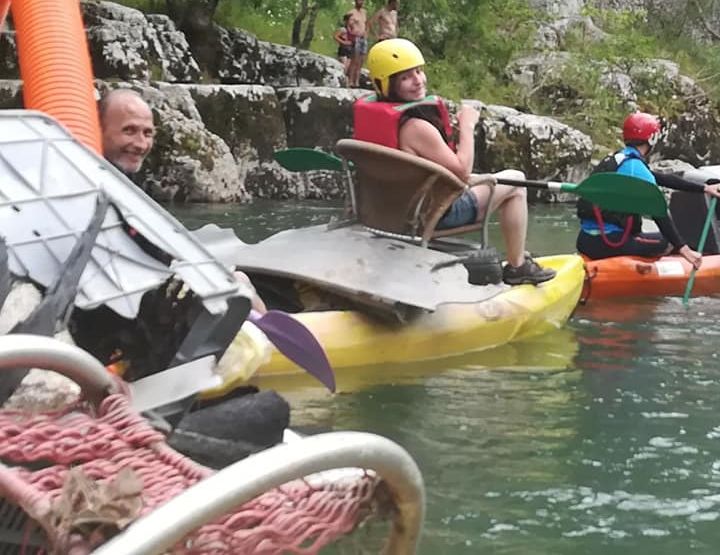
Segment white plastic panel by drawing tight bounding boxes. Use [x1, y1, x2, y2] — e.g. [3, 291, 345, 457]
[0, 110, 250, 319]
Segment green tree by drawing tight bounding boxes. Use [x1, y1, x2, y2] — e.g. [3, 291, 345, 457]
[292, 0, 341, 49]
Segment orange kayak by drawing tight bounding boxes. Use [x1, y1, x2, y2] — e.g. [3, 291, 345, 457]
[582, 254, 720, 300]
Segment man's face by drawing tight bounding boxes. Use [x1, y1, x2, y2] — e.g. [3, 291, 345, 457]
[101, 97, 155, 174]
[355, 0, 364, 8]
[389, 0, 398, 9]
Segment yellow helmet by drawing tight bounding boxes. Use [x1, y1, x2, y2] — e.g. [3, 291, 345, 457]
[367, 38, 425, 98]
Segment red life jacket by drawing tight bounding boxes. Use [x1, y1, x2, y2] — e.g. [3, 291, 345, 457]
[352, 94, 455, 151]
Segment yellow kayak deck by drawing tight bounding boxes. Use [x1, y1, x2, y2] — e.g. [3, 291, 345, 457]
[259, 254, 583, 377]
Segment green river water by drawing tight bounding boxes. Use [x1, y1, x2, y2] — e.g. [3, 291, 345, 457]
[171, 201, 720, 555]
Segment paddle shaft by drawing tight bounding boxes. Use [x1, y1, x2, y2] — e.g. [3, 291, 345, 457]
[682, 196, 718, 306]
[496, 177, 568, 191]
[275, 147, 667, 216]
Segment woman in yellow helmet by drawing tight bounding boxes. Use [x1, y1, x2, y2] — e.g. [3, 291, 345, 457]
[354, 38, 555, 285]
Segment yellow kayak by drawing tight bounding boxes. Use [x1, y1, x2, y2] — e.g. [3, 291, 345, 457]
[258, 254, 582, 378]
[254, 325, 579, 395]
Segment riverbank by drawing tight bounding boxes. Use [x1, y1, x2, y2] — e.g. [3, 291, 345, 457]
[2, 1, 719, 204]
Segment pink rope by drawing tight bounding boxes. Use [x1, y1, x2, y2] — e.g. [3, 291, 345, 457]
[0, 394, 381, 554]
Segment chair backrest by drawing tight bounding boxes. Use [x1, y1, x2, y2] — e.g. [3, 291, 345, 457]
[336, 139, 470, 243]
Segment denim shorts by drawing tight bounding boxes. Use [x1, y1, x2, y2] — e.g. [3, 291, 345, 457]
[354, 36, 368, 55]
[436, 190, 478, 229]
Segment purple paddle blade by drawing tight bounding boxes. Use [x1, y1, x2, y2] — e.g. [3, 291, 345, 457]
[249, 309, 335, 392]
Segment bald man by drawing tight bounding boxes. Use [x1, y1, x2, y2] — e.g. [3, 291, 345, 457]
[97, 89, 268, 313]
[99, 89, 155, 175]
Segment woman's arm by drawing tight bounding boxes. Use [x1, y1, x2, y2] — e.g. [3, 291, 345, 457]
[333, 29, 351, 46]
[398, 105, 479, 182]
[654, 172, 720, 197]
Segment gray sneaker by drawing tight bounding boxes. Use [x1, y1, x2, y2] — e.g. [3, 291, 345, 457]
[502, 256, 556, 286]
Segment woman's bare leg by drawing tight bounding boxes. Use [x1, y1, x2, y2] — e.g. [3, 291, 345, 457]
[469, 169, 528, 267]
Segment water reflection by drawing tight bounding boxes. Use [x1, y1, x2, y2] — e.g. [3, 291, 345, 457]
[292, 297, 720, 554]
[168, 199, 344, 243]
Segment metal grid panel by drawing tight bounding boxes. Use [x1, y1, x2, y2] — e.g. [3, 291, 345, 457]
[0, 110, 249, 319]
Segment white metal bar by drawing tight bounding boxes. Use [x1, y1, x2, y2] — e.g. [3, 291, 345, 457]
[0, 334, 118, 404]
[93, 431, 425, 555]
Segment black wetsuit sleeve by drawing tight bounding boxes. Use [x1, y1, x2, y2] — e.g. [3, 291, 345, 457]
[653, 214, 685, 249]
[653, 171, 706, 193]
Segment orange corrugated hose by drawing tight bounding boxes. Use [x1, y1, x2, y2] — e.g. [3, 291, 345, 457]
[11, 0, 102, 153]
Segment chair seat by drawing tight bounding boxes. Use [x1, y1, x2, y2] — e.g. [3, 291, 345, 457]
[336, 139, 493, 246]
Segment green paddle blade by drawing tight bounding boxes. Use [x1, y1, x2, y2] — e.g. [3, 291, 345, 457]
[274, 148, 345, 172]
[568, 172, 668, 218]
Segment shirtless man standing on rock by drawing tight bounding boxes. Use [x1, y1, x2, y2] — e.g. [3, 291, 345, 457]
[369, 0, 398, 42]
[346, 0, 368, 88]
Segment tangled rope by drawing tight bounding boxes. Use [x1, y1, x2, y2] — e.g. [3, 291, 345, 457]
[0, 394, 382, 554]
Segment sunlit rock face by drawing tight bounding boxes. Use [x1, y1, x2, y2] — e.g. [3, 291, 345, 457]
[83, 1, 201, 83]
[461, 100, 593, 202]
[258, 42, 346, 88]
[528, 0, 585, 18]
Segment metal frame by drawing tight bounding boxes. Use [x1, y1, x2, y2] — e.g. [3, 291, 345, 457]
[0, 334, 120, 405]
[0, 336, 426, 552]
[93, 431, 425, 555]
[337, 143, 494, 248]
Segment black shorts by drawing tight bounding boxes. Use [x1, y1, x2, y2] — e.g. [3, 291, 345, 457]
[338, 45, 353, 58]
[577, 230, 669, 259]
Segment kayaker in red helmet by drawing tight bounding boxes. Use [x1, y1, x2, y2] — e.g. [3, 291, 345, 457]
[576, 111, 720, 268]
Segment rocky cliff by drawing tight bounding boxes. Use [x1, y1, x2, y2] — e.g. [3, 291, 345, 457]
[0, 0, 717, 203]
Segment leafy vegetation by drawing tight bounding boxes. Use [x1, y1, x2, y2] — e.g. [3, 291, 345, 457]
[113, 0, 720, 149]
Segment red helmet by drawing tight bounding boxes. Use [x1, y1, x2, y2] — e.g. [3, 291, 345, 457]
[623, 112, 661, 145]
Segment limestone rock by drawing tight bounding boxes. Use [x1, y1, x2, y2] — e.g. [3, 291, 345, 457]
[188, 24, 264, 84]
[0, 30, 17, 79]
[528, 0, 585, 17]
[650, 159, 697, 176]
[534, 16, 607, 50]
[506, 52, 573, 93]
[187, 84, 289, 198]
[259, 41, 346, 88]
[509, 54, 720, 165]
[188, 84, 286, 161]
[83, 0, 200, 83]
[277, 86, 368, 150]
[0, 78, 21, 108]
[471, 102, 593, 201]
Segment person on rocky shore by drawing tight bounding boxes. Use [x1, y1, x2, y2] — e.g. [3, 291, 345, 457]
[576, 111, 720, 268]
[333, 14, 354, 84]
[98, 89, 268, 312]
[346, 0, 368, 88]
[368, 0, 399, 42]
[355, 38, 556, 286]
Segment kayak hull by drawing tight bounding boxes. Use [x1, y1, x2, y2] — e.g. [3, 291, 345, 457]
[258, 254, 583, 377]
[582, 254, 720, 300]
